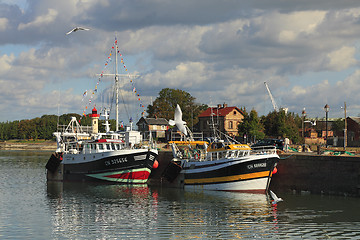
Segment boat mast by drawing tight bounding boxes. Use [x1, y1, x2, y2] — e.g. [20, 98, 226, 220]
[98, 38, 140, 131]
[115, 40, 119, 131]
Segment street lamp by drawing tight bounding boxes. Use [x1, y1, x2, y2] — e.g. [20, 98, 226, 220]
[324, 104, 329, 147]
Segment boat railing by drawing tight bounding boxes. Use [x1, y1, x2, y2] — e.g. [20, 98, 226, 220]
[206, 149, 250, 161]
[57, 124, 92, 134]
[170, 142, 255, 162]
[250, 145, 277, 155]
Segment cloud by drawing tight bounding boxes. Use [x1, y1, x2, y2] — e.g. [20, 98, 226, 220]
[0, 18, 9, 31]
[3, 0, 360, 121]
[18, 8, 58, 30]
[0, 53, 14, 74]
[143, 62, 208, 88]
[326, 46, 357, 71]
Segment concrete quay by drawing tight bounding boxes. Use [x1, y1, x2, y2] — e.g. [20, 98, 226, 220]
[149, 151, 360, 197]
[271, 153, 360, 197]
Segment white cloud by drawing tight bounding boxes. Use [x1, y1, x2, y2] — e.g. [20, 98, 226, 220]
[144, 62, 208, 88]
[326, 46, 357, 71]
[0, 54, 14, 74]
[18, 8, 58, 30]
[0, 18, 9, 31]
[276, 11, 326, 43]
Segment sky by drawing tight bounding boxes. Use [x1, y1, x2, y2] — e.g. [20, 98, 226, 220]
[1, 0, 360, 124]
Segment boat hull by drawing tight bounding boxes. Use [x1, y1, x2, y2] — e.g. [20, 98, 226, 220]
[181, 154, 278, 193]
[46, 149, 158, 184]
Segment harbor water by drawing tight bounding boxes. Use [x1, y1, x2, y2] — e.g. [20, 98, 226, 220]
[1, 150, 360, 239]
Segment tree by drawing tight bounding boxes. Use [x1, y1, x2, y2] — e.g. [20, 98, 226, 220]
[237, 108, 265, 143]
[147, 88, 206, 126]
[261, 110, 301, 144]
[331, 118, 345, 136]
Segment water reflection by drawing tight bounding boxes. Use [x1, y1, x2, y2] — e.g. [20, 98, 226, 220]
[46, 183, 280, 239]
[2, 150, 360, 239]
[45, 182, 360, 239]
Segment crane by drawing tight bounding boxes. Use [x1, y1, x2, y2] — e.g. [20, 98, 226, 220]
[264, 82, 279, 112]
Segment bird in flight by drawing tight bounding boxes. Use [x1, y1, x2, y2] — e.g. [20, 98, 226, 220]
[169, 104, 188, 137]
[66, 27, 90, 35]
[269, 190, 283, 205]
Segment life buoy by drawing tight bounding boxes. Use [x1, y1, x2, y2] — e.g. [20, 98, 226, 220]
[194, 153, 200, 160]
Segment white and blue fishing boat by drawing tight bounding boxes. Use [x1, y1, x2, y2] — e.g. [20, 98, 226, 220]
[164, 105, 279, 193]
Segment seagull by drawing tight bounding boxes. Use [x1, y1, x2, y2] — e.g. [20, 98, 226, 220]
[169, 104, 188, 136]
[269, 190, 283, 205]
[66, 27, 90, 35]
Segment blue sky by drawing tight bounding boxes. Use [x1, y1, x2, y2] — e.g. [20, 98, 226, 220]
[1, 0, 360, 124]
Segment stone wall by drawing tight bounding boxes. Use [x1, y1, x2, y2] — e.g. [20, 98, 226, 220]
[271, 154, 360, 196]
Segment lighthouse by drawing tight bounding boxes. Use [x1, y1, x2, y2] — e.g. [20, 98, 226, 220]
[89, 107, 100, 134]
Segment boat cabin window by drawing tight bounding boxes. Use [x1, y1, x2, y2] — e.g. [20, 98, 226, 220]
[106, 144, 111, 151]
[211, 142, 224, 149]
[195, 144, 206, 150]
[98, 144, 104, 150]
[111, 143, 116, 150]
[116, 144, 121, 150]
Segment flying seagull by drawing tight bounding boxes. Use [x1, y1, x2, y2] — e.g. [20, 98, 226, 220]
[169, 104, 188, 136]
[66, 27, 90, 35]
[269, 190, 283, 205]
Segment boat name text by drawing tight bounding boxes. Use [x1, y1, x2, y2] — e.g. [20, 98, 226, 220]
[247, 162, 266, 169]
[105, 157, 127, 166]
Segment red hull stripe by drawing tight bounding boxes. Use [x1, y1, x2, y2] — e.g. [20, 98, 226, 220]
[105, 171, 150, 180]
[86, 168, 151, 183]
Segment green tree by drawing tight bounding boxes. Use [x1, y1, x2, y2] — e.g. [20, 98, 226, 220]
[147, 88, 207, 127]
[238, 108, 265, 142]
[331, 118, 345, 136]
[261, 110, 301, 144]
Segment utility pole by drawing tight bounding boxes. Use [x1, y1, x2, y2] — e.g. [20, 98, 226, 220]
[302, 108, 306, 142]
[344, 102, 347, 150]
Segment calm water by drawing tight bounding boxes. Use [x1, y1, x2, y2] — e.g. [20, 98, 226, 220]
[1, 150, 360, 239]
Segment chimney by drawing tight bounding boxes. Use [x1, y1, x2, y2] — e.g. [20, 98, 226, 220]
[217, 104, 222, 109]
[223, 103, 228, 108]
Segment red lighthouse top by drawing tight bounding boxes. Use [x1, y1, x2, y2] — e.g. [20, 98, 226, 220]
[89, 107, 100, 118]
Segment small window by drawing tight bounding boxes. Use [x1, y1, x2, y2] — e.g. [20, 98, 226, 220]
[234, 111, 237, 115]
[229, 121, 233, 129]
[106, 144, 111, 150]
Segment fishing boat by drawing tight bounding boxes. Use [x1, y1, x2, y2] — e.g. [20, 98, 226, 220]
[163, 104, 279, 193]
[46, 38, 158, 184]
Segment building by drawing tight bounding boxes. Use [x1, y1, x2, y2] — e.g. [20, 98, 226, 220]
[136, 117, 169, 141]
[197, 103, 244, 138]
[347, 117, 360, 146]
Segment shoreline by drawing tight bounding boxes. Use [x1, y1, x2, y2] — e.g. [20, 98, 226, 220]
[0, 141, 57, 151]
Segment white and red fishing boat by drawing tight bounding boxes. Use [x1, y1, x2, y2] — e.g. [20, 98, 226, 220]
[46, 38, 158, 183]
[46, 108, 158, 183]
